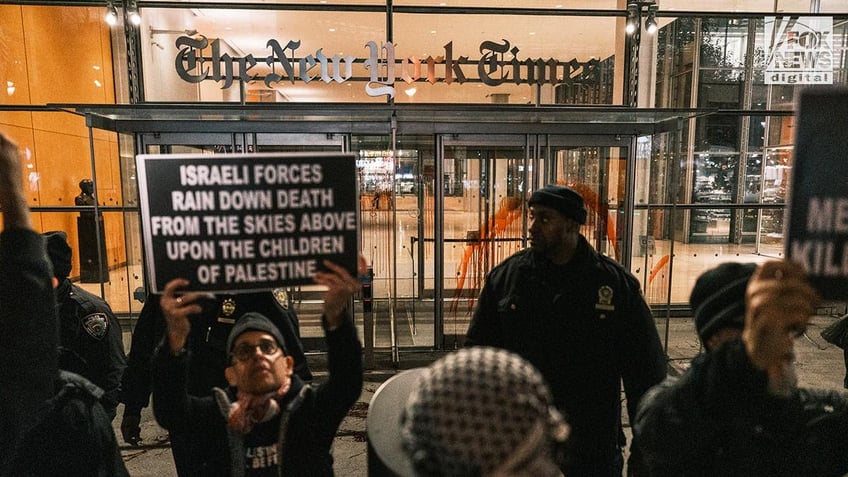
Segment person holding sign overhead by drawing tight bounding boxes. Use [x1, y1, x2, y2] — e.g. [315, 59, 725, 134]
[635, 260, 848, 477]
[151, 257, 365, 476]
[119, 288, 312, 475]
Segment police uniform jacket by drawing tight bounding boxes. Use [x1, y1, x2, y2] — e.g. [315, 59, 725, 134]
[152, 313, 362, 476]
[465, 235, 666, 475]
[56, 279, 127, 419]
[635, 338, 848, 477]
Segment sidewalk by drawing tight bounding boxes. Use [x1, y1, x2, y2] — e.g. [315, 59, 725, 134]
[116, 315, 848, 476]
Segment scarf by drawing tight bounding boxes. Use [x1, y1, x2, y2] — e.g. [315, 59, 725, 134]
[215, 381, 290, 434]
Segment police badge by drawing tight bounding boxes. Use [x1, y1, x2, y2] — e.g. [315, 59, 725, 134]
[82, 313, 109, 340]
[218, 298, 237, 324]
[273, 288, 290, 310]
[594, 285, 615, 313]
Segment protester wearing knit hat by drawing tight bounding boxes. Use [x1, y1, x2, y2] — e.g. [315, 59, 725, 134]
[42, 230, 127, 420]
[635, 260, 848, 477]
[689, 262, 757, 348]
[467, 184, 666, 476]
[151, 258, 365, 476]
[226, 312, 289, 358]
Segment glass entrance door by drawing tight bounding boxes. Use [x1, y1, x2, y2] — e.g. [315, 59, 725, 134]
[433, 134, 631, 350]
[546, 138, 630, 263]
[437, 135, 529, 348]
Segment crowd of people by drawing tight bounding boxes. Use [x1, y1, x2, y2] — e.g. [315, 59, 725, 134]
[1, 129, 847, 476]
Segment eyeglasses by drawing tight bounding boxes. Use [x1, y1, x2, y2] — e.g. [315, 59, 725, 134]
[232, 338, 280, 362]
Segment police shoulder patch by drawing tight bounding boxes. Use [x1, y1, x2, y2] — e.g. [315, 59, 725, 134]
[273, 288, 289, 310]
[82, 313, 109, 340]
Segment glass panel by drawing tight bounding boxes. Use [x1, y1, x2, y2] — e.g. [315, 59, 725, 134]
[655, 17, 696, 107]
[700, 18, 750, 69]
[762, 148, 792, 204]
[353, 135, 393, 349]
[630, 206, 769, 304]
[353, 134, 433, 349]
[392, 13, 620, 105]
[441, 139, 526, 344]
[0, 111, 131, 313]
[748, 115, 766, 148]
[759, 208, 786, 253]
[552, 146, 626, 259]
[0, 5, 116, 105]
[766, 115, 795, 147]
[691, 150, 738, 243]
[140, 8, 387, 102]
[698, 69, 745, 108]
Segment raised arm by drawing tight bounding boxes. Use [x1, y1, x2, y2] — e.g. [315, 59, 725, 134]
[0, 134, 58, 461]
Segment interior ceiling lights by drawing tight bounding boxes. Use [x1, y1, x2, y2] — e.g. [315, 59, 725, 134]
[127, 0, 141, 26]
[104, 1, 118, 26]
[645, 5, 659, 34]
[626, 1, 658, 35]
[105, 0, 142, 27]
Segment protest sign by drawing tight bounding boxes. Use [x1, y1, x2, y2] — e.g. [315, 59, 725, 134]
[137, 152, 359, 293]
[786, 87, 848, 300]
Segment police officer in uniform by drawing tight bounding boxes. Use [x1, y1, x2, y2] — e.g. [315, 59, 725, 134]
[43, 231, 127, 421]
[465, 185, 666, 477]
[119, 287, 311, 476]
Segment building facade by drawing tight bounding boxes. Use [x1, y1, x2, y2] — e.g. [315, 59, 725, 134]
[1, 0, 846, 361]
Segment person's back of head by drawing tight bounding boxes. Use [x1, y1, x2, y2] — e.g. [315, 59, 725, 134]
[401, 347, 569, 477]
[690, 262, 757, 350]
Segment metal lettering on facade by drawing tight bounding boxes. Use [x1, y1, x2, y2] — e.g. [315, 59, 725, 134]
[174, 36, 600, 98]
[765, 16, 833, 85]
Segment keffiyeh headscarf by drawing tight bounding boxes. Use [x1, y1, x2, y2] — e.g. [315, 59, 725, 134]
[401, 347, 569, 477]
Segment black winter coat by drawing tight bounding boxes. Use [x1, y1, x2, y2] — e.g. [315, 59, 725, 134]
[152, 314, 362, 476]
[56, 279, 127, 419]
[634, 339, 848, 477]
[466, 235, 666, 476]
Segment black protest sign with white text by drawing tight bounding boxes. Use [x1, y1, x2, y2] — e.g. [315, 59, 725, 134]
[137, 152, 359, 293]
[786, 88, 848, 300]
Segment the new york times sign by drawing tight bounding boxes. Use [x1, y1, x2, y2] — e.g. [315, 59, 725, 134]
[174, 36, 602, 98]
[765, 16, 833, 85]
[137, 152, 359, 293]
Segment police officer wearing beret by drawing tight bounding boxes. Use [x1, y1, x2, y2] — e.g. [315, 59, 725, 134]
[43, 230, 128, 421]
[119, 285, 311, 476]
[465, 184, 666, 477]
